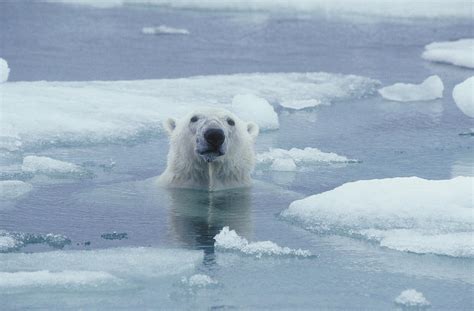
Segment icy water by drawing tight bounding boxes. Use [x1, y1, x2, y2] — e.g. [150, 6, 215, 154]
[1, 1, 474, 310]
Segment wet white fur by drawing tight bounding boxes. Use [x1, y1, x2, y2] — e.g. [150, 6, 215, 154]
[158, 108, 259, 191]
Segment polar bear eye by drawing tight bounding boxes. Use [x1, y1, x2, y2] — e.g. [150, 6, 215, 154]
[227, 118, 235, 126]
[190, 116, 199, 123]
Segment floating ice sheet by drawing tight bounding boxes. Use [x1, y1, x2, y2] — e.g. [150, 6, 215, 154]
[281, 177, 473, 257]
[0, 58, 10, 83]
[257, 147, 358, 171]
[1, 72, 379, 152]
[394, 289, 430, 308]
[142, 25, 190, 35]
[214, 226, 312, 258]
[453, 76, 474, 118]
[45, 0, 473, 18]
[22, 156, 85, 176]
[378, 75, 444, 102]
[0, 247, 203, 289]
[232, 94, 279, 130]
[422, 39, 474, 69]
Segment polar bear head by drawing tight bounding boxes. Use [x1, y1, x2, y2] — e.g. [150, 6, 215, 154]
[159, 108, 259, 190]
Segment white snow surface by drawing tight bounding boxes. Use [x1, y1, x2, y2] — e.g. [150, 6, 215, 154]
[378, 75, 444, 102]
[142, 25, 190, 35]
[0, 247, 203, 288]
[395, 289, 431, 307]
[281, 176, 474, 257]
[257, 147, 357, 171]
[422, 39, 474, 69]
[45, 0, 473, 18]
[0, 180, 33, 200]
[214, 226, 312, 258]
[0, 73, 379, 152]
[22, 156, 83, 175]
[0, 58, 10, 83]
[232, 94, 279, 130]
[453, 76, 474, 118]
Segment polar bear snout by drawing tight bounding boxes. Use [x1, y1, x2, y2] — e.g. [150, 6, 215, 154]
[196, 126, 227, 163]
[204, 128, 225, 148]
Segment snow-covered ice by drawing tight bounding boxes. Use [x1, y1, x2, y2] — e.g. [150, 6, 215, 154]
[0, 247, 203, 288]
[395, 289, 430, 308]
[281, 177, 473, 257]
[142, 25, 190, 35]
[0, 58, 10, 83]
[422, 39, 474, 69]
[45, 0, 473, 18]
[232, 94, 279, 130]
[452, 76, 474, 118]
[0, 180, 32, 200]
[22, 156, 84, 176]
[214, 226, 312, 258]
[257, 147, 357, 171]
[378, 75, 444, 102]
[0, 73, 378, 152]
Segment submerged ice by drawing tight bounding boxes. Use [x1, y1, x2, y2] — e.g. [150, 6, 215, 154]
[0, 230, 71, 252]
[142, 25, 190, 35]
[378, 75, 444, 102]
[0, 72, 379, 153]
[214, 226, 312, 258]
[281, 177, 473, 257]
[0, 180, 32, 200]
[453, 76, 474, 118]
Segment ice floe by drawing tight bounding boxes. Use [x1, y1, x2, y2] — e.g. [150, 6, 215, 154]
[0, 230, 71, 252]
[257, 147, 358, 171]
[142, 25, 190, 35]
[0, 180, 32, 200]
[453, 76, 474, 118]
[0, 247, 203, 288]
[422, 39, 474, 69]
[281, 177, 473, 257]
[378, 75, 444, 102]
[232, 94, 279, 130]
[395, 289, 430, 308]
[22, 155, 84, 176]
[45, 0, 473, 18]
[181, 274, 218, 288]
[0, 72, 378, 152]
[0, 58, 10, 83]
[214, 226, 312, 258]
[0, 270, 120, 288]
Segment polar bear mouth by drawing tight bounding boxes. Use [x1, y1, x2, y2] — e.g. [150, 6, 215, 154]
[198, 150, 224, 163]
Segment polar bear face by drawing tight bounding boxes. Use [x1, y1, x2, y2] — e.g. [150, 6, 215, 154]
[160, 108, 259, 190]
[164, 108, 259, 163]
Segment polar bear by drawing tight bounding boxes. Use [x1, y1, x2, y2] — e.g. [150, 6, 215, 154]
[158, 108, 259, 191]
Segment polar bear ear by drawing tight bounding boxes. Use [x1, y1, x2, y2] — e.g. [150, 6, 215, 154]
[247, 122, 259, 138]
[164, 118, 176, 135]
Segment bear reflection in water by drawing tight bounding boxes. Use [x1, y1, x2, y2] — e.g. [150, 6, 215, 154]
[166, 187, 252, 265]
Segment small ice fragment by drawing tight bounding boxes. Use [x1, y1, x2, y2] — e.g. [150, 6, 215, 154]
[22, 156, 84, 176]
[0, 58, 10, 83]
[378, 75, 444, 102]
[394, 289, 430, 308]
[214, 226, 312, 258]
[0, 236, 17, 252]
[181, 274, 218, 288]
[0, 180, 32, 200]
[101, 232, 128, 240]
[270, 158, 297, 171]
[422, 39, 474, 69]
[280, 99, 324, 110]
[232, 94, 279, 130]
[142, 25, 189, 35]
[452, 76, 474, 118]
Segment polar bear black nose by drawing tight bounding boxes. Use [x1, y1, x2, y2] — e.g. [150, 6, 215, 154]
[204, 128, 225, 147]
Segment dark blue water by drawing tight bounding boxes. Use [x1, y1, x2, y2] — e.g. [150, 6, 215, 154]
[0, 1, 473, 310]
